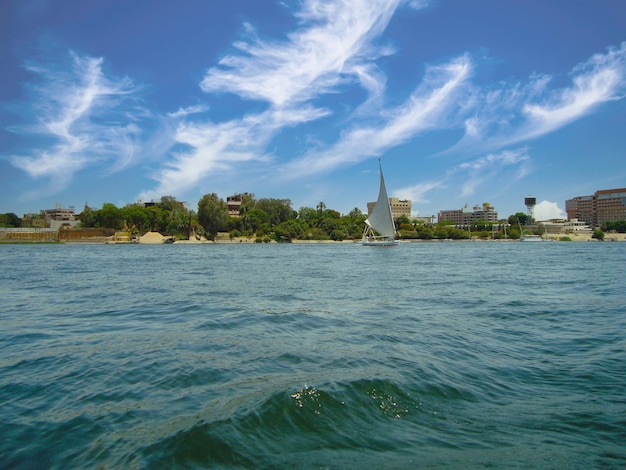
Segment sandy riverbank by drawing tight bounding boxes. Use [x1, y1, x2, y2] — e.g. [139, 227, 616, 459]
[55, 231, 626, 244]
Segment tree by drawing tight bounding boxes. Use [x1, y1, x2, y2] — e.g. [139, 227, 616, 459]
[348, 207, 362, 218]
[198, 193, 228, 239]
[120, 205, 150, 233]
[145, 206, 167, 232]
[395, 214, 410, 227]
[158, 195, 181, 212]
[0, 213, 20, 227]
[316, 201, 326, 216]
[242, 208, 270, 234]
[78, 205, 95, 228]
[603, 220, 626, 233]
[95, 203, 123, 229]
[509, 212, 529, 226]
[298, 207, 318, 225]
[274, 219, 308, 242]
[256, 198, 294, 226]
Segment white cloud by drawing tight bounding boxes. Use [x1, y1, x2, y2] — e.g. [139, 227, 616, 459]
[452, 42, 626, 152]
[392, 148, 530, 214]
[144, 0, 435, 198]
[453, 148, 531, 199]
[522, 43, 626, 137]
[8, 51, 152, 194]
[139, 105, 330, 201]
[200, 0, 415, 107]
[534, 200, 565, 221]
[278, 54, 472, 177]
[393, 180, 446, 207]
[167, 104, 209, 118]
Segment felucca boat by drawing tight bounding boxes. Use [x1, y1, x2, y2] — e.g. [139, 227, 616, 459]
[359, 160, 399, 246]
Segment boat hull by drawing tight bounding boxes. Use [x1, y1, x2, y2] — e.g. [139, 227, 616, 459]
[358, 239, 399, 246]
[519, 235, 543, 242]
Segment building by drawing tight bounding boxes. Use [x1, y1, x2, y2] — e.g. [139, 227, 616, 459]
[227, 193, 254, 217]
[133, 199, 189, 210]
[367, 198, 411, 221]
[42, 205, 80, 229]
[438, 203, 498, 225]
[21, 213, 48, 228]
[565, 188, 626, 226]
[541, 219, 592, 235]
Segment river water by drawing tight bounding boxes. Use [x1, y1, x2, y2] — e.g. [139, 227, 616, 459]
[1, 242, 625, 468]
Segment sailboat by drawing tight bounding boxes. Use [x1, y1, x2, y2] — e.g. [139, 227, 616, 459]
[518, 220, 543, 242]
[359, 159, 399, 246]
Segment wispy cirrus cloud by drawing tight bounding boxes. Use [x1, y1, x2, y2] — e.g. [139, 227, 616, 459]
[278, 54, 472, 177]
[455, 148, 531, 198]
[394, 148, 531, 206]
[453, 42, 626, 152]
[8, 51, 154, 197]
[393, 180, 446, 208]
[139, 104, 331, 200]
[143, 0, 431, 199]
[6, 0, 624, 211]
[200, 0, 410, 107]
[166, 104, 210, 119]
[521, 42, 626, 137]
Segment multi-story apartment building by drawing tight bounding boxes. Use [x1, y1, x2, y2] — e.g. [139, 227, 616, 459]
[565, 188, 626, 226]
[438, 203, 498, 224]
[367, 198, 411, 220]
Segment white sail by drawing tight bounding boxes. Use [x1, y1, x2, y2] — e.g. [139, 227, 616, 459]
[361, 160, 398, 245]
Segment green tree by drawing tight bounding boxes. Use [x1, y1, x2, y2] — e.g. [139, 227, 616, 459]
[298, 207, 318, 224]
[592, 228, 605, 240]
[78, 205, 95, 228]
[343, 208, 367, 239]
[509, 212, 529, 226]
[395, 214, 411, 227]
[0, 213, 20, 227]
[145, 206, 167, 232]
[120, 205, 150, 233]
[274, 219, 309, 242]
[243, 208, 270, 235]
[256, 198, 294, 226]
[198, 193, 228, 239]
[157, 197, 191, 237]
[158, 195, 181, 212]
[603, 220, 626, 233]
[316, 201, 326, 216]
[95, 203, 123, 229]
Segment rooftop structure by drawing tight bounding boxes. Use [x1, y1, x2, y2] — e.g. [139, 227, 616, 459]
[525, 196, 536, 221]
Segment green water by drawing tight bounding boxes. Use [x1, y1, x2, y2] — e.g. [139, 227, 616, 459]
[1, 242, 625, 468]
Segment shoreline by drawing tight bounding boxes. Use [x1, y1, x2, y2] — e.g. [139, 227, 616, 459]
[3, 232, 625, 245]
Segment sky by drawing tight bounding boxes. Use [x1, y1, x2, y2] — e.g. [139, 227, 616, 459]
[1, 0, 625, 221]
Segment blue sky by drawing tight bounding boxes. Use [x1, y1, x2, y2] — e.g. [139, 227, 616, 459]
[1, 0, 625, 220]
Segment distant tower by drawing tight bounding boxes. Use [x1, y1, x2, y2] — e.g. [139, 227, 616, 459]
[524, 196, 536, 222]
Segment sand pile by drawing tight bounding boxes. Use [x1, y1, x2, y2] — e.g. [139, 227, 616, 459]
[139, 231, 166, 244]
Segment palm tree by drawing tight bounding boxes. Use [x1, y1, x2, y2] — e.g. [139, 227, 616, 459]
[316, 201, 326, 216]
